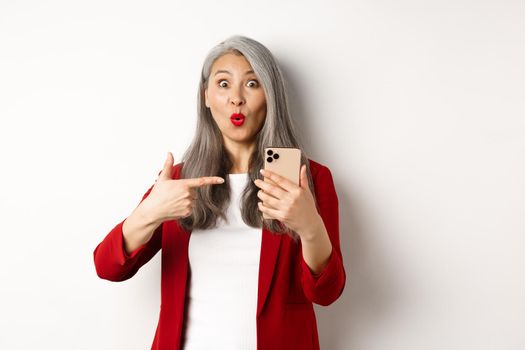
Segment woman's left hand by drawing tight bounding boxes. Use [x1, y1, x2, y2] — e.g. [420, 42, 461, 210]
[254, 165, 322, 238]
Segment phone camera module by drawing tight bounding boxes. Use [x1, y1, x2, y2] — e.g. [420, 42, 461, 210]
[265, 150, 280, 163]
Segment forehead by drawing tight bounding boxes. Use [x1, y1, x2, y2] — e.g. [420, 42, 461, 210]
[211, 53, 254, 75]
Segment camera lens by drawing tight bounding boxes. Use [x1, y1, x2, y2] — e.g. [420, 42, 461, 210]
[273, 153, 279, 159]
[267, 150, 273, 156]
[266, 157, 273, 163]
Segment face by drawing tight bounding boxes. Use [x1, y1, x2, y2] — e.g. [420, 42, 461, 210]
[205, 53, 267, 147]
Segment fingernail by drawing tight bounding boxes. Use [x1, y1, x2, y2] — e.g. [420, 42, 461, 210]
[218, 178, 224, 183]
[260, 169, 265, 174]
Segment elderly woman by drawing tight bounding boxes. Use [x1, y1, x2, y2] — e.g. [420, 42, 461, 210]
[93, 35, 346, 350]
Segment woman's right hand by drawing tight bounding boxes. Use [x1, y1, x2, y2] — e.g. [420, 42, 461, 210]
[139, 152, 225, 223]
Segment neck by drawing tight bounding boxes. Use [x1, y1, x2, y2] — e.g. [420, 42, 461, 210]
[224, 139, 256, 174]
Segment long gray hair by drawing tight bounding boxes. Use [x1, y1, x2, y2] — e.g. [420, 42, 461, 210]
[179, 35, 317, 239]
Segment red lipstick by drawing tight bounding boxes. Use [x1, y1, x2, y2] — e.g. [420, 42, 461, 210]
[230, 113, 245, 127]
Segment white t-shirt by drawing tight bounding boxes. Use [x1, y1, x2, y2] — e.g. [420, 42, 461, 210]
[182, 173, 263, 350]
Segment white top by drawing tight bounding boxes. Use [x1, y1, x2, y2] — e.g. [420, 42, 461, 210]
[182, 173, 263, 350]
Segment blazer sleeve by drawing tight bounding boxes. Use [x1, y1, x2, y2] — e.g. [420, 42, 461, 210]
[300, 164, 346, 306]
[93, 174, 163, 282]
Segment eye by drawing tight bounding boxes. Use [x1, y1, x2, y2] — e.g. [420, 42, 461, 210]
[247, 79, 259, 88]
[218, 80, 228, 88]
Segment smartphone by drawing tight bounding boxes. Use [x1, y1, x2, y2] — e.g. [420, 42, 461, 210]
[262, 147, 302, 219]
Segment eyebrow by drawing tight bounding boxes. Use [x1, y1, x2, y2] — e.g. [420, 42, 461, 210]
[214, 69, 255, 76]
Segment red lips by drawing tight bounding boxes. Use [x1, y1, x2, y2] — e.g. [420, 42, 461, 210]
[230, 113, 246, 126]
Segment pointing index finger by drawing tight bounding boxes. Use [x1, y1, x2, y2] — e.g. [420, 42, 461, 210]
[183, 176, 225, 188]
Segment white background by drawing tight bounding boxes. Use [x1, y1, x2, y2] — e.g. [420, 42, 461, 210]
[1, 0, 524, 349]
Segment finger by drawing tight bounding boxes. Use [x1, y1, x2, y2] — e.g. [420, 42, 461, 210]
[189, 189, 198, 200]
[257, 189, 280, 209]
[254, 178, 287, 200]
[258, 201, 281, 220]
[183, 176, 225, 188]
[299, 164, 309, 190]
[186, 189, 197, 201]
[260, 169, 297, 192]
[158, 152, 174, 181]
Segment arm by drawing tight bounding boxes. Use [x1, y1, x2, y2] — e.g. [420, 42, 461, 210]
[122, 202, 163, 255]
[299, 217, 332, 276]
[93, 175, 164, 282]
[299, 165, 346, 306]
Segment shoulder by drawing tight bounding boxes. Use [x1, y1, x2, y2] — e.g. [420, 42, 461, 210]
[307, 158, 337, 197]
[307, 158, 332, 179]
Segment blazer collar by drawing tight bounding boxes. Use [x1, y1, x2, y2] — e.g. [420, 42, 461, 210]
[257, 226, 282, 317]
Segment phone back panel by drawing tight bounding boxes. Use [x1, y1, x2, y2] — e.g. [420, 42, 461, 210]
[262, 147, 301, 220]
[263, 147, 301, 185]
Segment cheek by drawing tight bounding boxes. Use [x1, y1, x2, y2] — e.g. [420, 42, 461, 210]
[207, 85, 228, 104]
[254, 106, 267, 130]
[208, 93, 226, 107]
[254, 93, 267, 114]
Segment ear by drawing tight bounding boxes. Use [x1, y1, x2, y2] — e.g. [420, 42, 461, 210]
[205, 89, 209, 108]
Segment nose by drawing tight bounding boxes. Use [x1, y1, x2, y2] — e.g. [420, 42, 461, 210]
[230, 87, 245, 106]
[231, 97, 244, 106]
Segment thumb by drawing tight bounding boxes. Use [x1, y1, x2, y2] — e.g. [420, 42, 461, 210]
[299, 164, 309, 190]
[158, 152, 174, 181]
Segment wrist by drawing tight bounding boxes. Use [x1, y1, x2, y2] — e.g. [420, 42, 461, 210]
[135, 202, 163, 227]
[299, 214, 325, 242]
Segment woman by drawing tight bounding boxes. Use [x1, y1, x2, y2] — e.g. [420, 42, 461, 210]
[93, 35, 346, 350]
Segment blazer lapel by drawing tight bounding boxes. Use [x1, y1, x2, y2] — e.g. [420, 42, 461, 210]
[257, 227, 282, 317]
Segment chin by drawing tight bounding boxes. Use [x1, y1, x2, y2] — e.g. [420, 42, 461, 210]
[226, 132, 256, 143]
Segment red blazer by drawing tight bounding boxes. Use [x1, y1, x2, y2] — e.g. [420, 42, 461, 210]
[93, 159, 346, 350]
